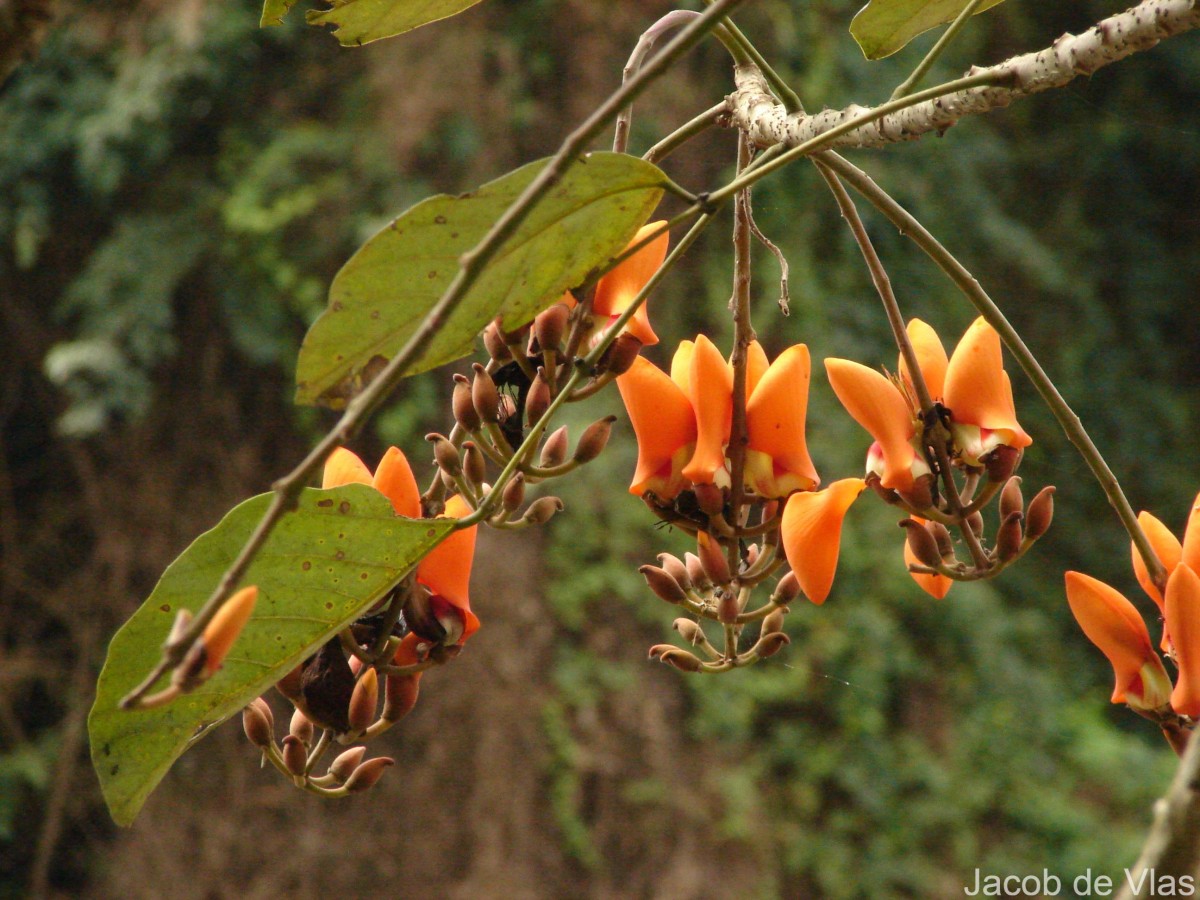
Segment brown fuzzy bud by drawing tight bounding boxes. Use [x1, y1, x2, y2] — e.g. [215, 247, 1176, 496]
[327, 746, 366, 783]
[598, 332, 643, 376]
[525, 370, 551, 426]
[482, 321, 512, 362]
[929, 521, 955, 561]
[717, 589, 739, 624]
[242, 699, 274, 749]
[684, 553, 712, 591]
[640, 565, 689, 605]
[754, 631, 791, 659]
[966, 511, 984, 538]
[761, 606, 788, 636]
[672, 618, 707, 646]
[1025, 486, 1055, 541]
[471, 363, 501, 424]
[276, 664, 304, 705]
[648, 644, 703, 673]
[343, 757, 394, 794]
[522, 496, 563, 525]
[984, 445, 1022, 483]
[1000, 476, 1024, 520]
[534, 303, 570, 354]
[383, 673, 421, 723]
[281, 735, 307, 779]
[996, 510, 1024, 562]
[773, 571, 801, 604]
[657, 553, 692, 591]
[900, 519, 941, 568]
[573, 416, 615, 464]
[289, 707, 314, 746]
[692, 483, 725, 517]
[462, 441, 487, 487]
[540, 426, 569, 467]
[696, 532, 731, 587]
[502, 472, 527, 514]
[452, 374, 482, 432]
[427, 433, 461, 478]
[898, 474, 935, 511]
[347, 668, 378, 734]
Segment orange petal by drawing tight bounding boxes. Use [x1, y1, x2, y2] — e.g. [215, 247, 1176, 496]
[745, 341, 770, 399]
[1132, 511, 1182, 611]
[1064, 571, 1160, 705]
[417, 494, 476, 621]
[681, 335, 733, 485]
[616, 357, 696, 499]
[670, 340, 694, 395]
[903, 520, 951, 599]
[372, 447, 421, 518]
[323, 447, 372, 489]
[943, 318, 1031, 447]
[899, 319, 948, 401]
[780, 478, 865, 605]
[1168, 564, 1200, 716]
[744, 344, 819, 498]
[824, 358, 916, 491]
[1181, 490, 1200, 574]
[201, 585, 258, 676]
[592, 221, 668, 347]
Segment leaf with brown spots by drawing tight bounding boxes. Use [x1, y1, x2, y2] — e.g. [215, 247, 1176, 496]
[88, 484, 453, 826]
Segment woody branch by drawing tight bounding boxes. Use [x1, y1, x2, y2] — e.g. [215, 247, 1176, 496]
[727, 0, 1200, 152]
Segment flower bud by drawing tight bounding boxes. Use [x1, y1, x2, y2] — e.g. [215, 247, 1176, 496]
[692, 483, 725, 517]
[573, 416, 615, 464]
[347, 668, 379, 734]
[929, 521, 955, 561]
[1000, 476, 1024, 520]
[327, 746, 366, 783]
[242, 699, 274, 749]
[984, 445, 1022, 483]
[773, 571, 801, 605]
[281, 734, 307, 779]
[540, 426, 569, 467]
[684, 552, 712, 591]
[383, 673, 421, 722]
[965, 510, 984, 538]
[462, 441, 487, 486]
[717, 589, 739, 624]
[453, 373, 481, 432]
[899, 519, 941, 568]
[866, 472, 901, 505]
[1026, 486, 1055, 541]
[761, 606, 788, 636]
[598, 332, 643, 376]
[648, 644, 703, 672]
[173, 585, 258, 690]
[640, 565, 688, 605]
[276, 664, 304, 705]
[483, 321, 512, 361]
[898, 474, 935, 511]
[743, 543, 761, 569]
[534, 303, 570, 354]
[697, 532, 731, 587]
[344, 756, 395, 793]
[753, 631, 791, 659]
[995, 510, 1024, 562]
[502, 472, 526, 514]
[525, 370, 551, 426]
[657, 553, 692, 592]
[672, 618, 706, 646]
[471, 363, 501, 424]
[427, 433, 461, 478]
[522, 496, 564, 525]
[289, 707, 314, 746]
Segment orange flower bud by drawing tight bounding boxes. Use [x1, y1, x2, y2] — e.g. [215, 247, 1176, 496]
[696, 531, 731, 587]
[1165, 564, 1200, 717]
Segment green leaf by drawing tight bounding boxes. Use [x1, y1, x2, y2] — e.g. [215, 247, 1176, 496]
[850, 0, 1007, 60]
[260, 0, 301, 27]
[88, 484, 454, 826]
[294, 152, 666, 407]
[260, 0, 485, 45]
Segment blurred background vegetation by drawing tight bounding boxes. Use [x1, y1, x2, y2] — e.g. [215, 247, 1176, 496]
[2, 0, 1198, 896]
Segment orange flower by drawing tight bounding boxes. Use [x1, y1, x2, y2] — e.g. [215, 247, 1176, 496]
[780, 479, 866, 605]
[1064, 571, 1172, 711]
[1165, 564, 1200, 717]
[323, 447, 479, 645]
[1128, 490, 1200, 651]
[591, 221, 668, 347]
[617, 336, 818, 501]
[200, 585, 258, 677]
[825, 317, 1031, 491]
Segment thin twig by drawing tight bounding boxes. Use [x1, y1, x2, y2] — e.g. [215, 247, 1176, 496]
[726, 132, 755, 577]
[890, 0, 990, 100]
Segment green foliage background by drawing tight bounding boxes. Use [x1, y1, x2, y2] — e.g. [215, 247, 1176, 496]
[1, 0, 1197, 896]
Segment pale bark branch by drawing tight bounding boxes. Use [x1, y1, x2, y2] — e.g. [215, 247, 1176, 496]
[727, 0, 1200, 152]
